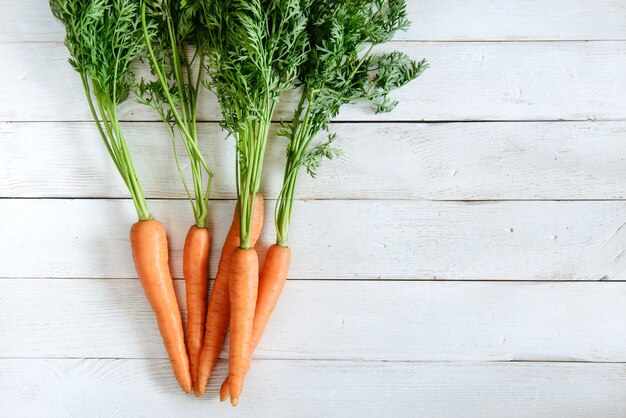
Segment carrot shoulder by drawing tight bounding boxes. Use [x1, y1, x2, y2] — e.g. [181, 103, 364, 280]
[130, 220, 192, 393]
[221, 244, 291, 401]
[196, 194, 264, 395]
[228, 247, 259, 406]
[183, 225, 211, 395]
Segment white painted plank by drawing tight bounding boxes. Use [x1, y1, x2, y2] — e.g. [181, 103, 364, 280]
[3, 0, 626, 42]
[3, 121, 626, 200]
[1, 199, 626, 280]
[407, 0, 626, 41]
[3, 42, 626, 122]
[2, 279, 626, 362]
[1, 358, 625, 418]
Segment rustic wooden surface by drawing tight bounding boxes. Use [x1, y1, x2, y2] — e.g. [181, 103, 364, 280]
[1, 1, 626, 416]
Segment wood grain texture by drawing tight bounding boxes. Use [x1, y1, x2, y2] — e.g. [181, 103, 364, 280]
[3, 42, 626, 122]
[2, 199, 626, 280]
[2, 279, 626, 361]
[2, 121, 626, 200]
[3, 0, 626, 42]
[2, 359, 626, 418]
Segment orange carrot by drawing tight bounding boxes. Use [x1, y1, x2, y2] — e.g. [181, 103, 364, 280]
[183, 225, 211, 395]
[249, 245, 291, 348]
[130, 220, 192, 393]
[220, 244, 291, 401]
[196, 194, 264, 395]
[227, 247, 259, 406]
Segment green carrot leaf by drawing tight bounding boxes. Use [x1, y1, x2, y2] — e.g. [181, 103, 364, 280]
[50, 0, 154, 221]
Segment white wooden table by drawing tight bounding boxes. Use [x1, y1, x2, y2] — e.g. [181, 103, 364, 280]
[2, 1, 626, 417]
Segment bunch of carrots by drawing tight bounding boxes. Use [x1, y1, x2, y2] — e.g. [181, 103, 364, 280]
[51, 0, 425, 405]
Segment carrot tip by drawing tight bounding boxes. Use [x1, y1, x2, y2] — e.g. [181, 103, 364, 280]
[230, 397, 238, 407]
[193, 389, 201, 398]
[195, 383, 206, 396]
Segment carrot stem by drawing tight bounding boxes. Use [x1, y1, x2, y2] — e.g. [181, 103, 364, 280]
[139, 1, 213, 228]
[79, 73, 152, 222]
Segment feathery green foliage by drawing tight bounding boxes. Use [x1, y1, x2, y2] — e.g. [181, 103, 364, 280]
[199, 0, 310, 248]
[50, 0, 153, 221]
[138, 0, 213, 228]
[274, 0, 428, 246]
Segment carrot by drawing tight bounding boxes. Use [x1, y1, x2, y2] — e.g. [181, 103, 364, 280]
[227, 247, 259, 406]
[223, 0, 423, 400]
[51, 1, 195, 392]
[249, 245, 291, 348]
[131, 220, 192, 393]
[195, 194, 264, 395]
[198, 0, 308, 404]
[141, 4, 216, 395]
[183, 226, 211, 395]
[220, 244, 291, 401]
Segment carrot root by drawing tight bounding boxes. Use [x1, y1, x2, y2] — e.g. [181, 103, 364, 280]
[221, 244, 292, 401]
[196, 257, 231, 395]
[130, 220, 192, 393]
[196, 194, 264, 395]
[183, 225, 211, 396]
[228, 247, 259, 406]
[251, 244, 291, 350]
